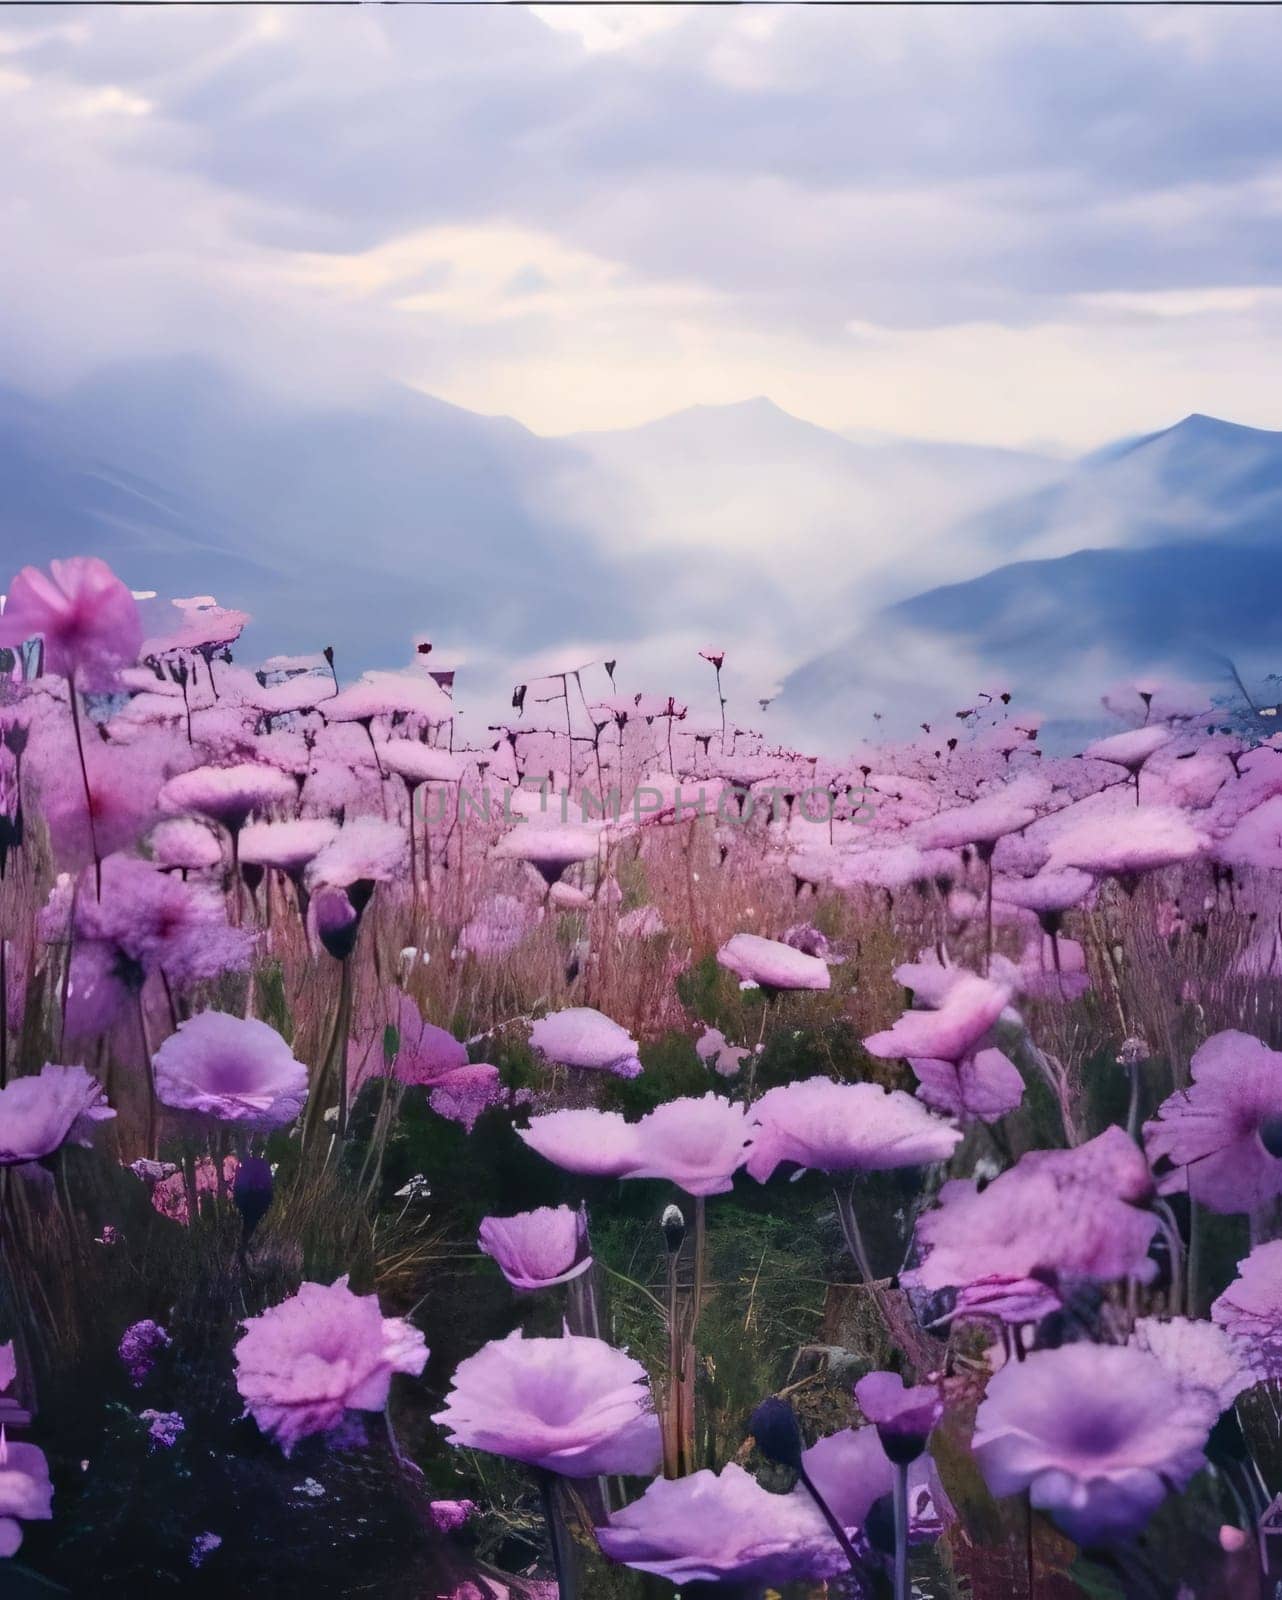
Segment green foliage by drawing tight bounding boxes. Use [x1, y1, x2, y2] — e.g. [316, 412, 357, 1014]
[255, 962, 293, 1044]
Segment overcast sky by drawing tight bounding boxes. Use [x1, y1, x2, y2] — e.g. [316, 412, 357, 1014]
[5, 5, 1282, 448]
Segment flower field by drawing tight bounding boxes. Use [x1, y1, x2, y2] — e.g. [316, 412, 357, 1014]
[3, 557, 1282, 1598]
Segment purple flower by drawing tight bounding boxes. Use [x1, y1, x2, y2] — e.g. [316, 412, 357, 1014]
[916, 778, 1047, 849]
[517, 1109, 642, 1178]
[520, 1097, 750, 1196]
[716, 932, 830, 992]
[306, 816, 407, 891]
[745, 1078, 961, 1182]
[854, 1371, 943, 1464]
[478, 1206, 592, 1292]
[694, 1026, 750, 1078]
[596, 1425, 948, 1586]
[0, 1433, 54, 1558]
[189, 1531, 222, 1568]
[1044, 803, 1206, 879]
[972, 1344, 1214, 1545]
[1145, 1030, 1282, 1213]
[0, 557, 141, 685]
[529, 1008, 642, 1078]
[432, 1330, 661, 1478]
[73, 855, 255, 991]
[622, 1094, 751, 1196]
[905, 1128, 1158, 1304]
[239, 818, 338, 876]
[802, 1425, 952, 1544]
[119, 1319, 171, 1387]
[595, 1463, 843, 1586]
[429, 1065, 505, 1133]
[864, 974, 1010, 1065]
[235, 1276, 427, 1456]
[1212, 1240, 1282, 1380]
[140, 1410, 185, 1450]
[0, 1063, 114, 1165]
[428, 1499, 476, 1533]
[152, 1011, 308, 1131]
[158, 763, 297, 833]
[909, 1048, 1024, 1124]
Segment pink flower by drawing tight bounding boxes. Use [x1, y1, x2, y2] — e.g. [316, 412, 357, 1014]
[1144, 1030, 1282, 1213]
[716, 932, 829, 992]
[429, 1064, 505, 1132]
[0, 1063, 114, 1165]
[517, 1109, 643, 1178]
[520, 1098, 749, 1195]
[73, 855, 254, 991]
[239, 818, 338, 876]
[32, 737, 160, 871]
[864, 974, 1010, 1064]
[0, 1433, 53, 1557]
[596, 1462, 842, 1586]
[306, 816, 407, 891]
[433, 1329, 661, 1478]
[235, 1276, 428, 1456]
[621, 1094, 751, 1196]
[388, 996, 468, 1085]
[972, 1344, 1214, 1544]
[1045, 804, 1206, 879]
[159, 763, 297, 832]
[529, 1008, 642, 1078]
[694, 1026, 750, 1078]
[597, 1427, 947, 1586]
[428, 1499, 476, 1533]
[802, 1424, 951, 1542]
[906, 1128, 1157, 1301]
[380, 741, 466, 785]
[494, 824, 602, 887]
[994, 868, 1093, 916]
[855, 1371, 943, 1462]
[746, 1078, 961, 1181]
[0, 557, 141, 684]
[1083, 725, 1171, 773]
[152, 1011, 308, 1130]
[149, 818, 224, 872]
[478, 1206, 592, 1292]
[916, 777, 1048, 849]
[910, 1048, 1024, 1124]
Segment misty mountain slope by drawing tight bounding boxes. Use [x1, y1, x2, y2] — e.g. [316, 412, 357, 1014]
[1, 361, 657, 668]
[0, 385, 285, 602]
[783, 539, 1282, 731]
[0, 368, 1059, 703]
[553, 397, 1063, 618]
[951, 412, 1282, 566]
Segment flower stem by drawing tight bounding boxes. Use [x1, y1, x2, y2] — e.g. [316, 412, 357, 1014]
[334, 957, 355, 1141]
[892, 1459, 909, 1600]
[797, 1464, 864, 1575]
[65, 674, 101, 899]
[537, 1472, 577, 1600]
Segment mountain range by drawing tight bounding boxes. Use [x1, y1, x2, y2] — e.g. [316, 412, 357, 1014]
[3, 361, 1281, 745]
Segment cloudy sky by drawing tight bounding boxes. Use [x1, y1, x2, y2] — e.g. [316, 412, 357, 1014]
[5, 5, 1282, 449]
